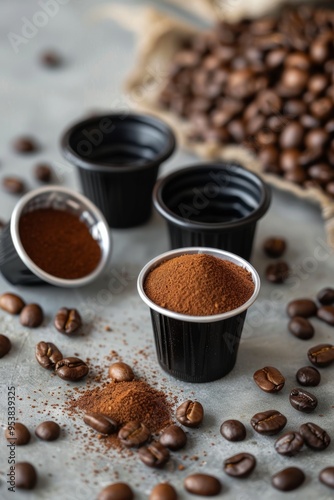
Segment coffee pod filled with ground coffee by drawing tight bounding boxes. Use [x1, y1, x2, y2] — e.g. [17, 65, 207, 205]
[137, 247, 260, 382]
[61, 113, 176, 228]
[0, 186, 111, 286]
[153, 162, 271, 260]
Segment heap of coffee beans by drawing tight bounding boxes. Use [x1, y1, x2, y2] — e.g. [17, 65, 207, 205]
[159, 5, 334, 198]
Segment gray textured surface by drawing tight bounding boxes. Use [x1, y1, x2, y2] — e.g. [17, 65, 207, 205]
[0, 1, 334, 499]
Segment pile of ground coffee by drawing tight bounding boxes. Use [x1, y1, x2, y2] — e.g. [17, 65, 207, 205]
[19, 208, 101, 279]
[67, 380, 172, 448]
[144, 254, 254, 316]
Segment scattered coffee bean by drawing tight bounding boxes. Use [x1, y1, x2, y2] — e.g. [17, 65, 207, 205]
[317, 305, 334, 326]
[0, 292, 25, 314]
[289, 387, 318, 413]
[288, 317, 314, 340]
[263, 237, 286, 258]
[14, 462, 37, 490]
[299, 422, 331, 450]
[118, 421, 150, 447]
[274, 432, 304, 456]
[5, 422, 30, 445]
[220, 419, 246, 442]
[0, 334, 11, 358]
[296, 366, 321, 387]
[97, 482, 134, 500]
[35, 421, 60, 441]
[271, 467, 305, 492]
[308, 343, 334, 367]
[55, 357, 89, 381]
[184, 474, 221, 496]
[159, 424, 187, 450]
[319, 467, 334, 489]
[287, 299, 317, 318]
[317, 287, 334, 305]
[13, 136, 38, 153]
[0, 219, 5, 229]
[34, 163, 53, 182]
[265, 261, 289, 283]
[176, 400, 204, 428]
[150, 483, 177, 500]
[54, 307, 82, 335]
[83, 413, 118, 435]
[20, 304, 43, 328]
[35, 341, 63, 370]
[2, 176, 25, 194]
[138, 441, 170, 468]
[251, 410, 287, 436]
[40, 50, 62, 67]
[223, 452, 256, 478]
[108, 362, 134, 382]
[253, 366, 285, 393]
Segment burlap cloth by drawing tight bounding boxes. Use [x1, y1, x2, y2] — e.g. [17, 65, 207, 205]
[91, 4, 334, 249]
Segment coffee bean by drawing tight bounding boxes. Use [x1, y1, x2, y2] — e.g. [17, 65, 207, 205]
[0, 219, 5, 230]
[283, 99, 307, 117]
[5, 422, 30, 445]
[285, 52, 311, 70]
[309, 164, 334, 184]
[149, 483, 177, 500]
[20, 304, 44, 328]
[299, 422, 331, 450]
[287, 299, 317, 318]
[138, 441, 170, 468]
[280, 149, 300, 171]
[54, 307, 82, 335]
[289, 387, 318, 413]
[284, 168, 307, 185]
[184, 474, 221, 496]
[0, 334, 11, 358]
[308, 74, 329, 95]
[118, 421, 150, 447]
[40, 50, 62, 67]
[35, 421, 60, 441]
[253, 366, 285, 393]
[108, 362, 134, 382]
[308, 343, 334, 367]
[176, 400, 204, 428]
[14, 462, 38, 490]
[55, 357, 89, 381]
[34, 163, 53, 182]
[220, 419, 246, 442]
[35, 341, 63, 370]
[2, 176, 25, 194]
[13, 137, 38, 153]
[274, 432, 304, 456]
[223, 452, 256, 478]
[263, 237, 286, 258]
[159, 424, 187, 450]
[317, 287, 334, 305]
[319, 467, 334, 489]
[97, 482, 134, 500]
[271, 467, 305, 492]
[0, 292, 25, 314]
[83, 413, 118, 435]
[280, 122, 304, 149]
[317, 305, 334, 325]
[265, 261, 289, 284]
[288, 317, 314, 340]
[305, 128, 328, 150]
[296, 366, 321, 387]
[251, 410, 287, 435]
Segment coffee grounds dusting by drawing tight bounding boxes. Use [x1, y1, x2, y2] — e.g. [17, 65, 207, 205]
[19, 208, 101, 279]
[144, 254, 254, 315]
